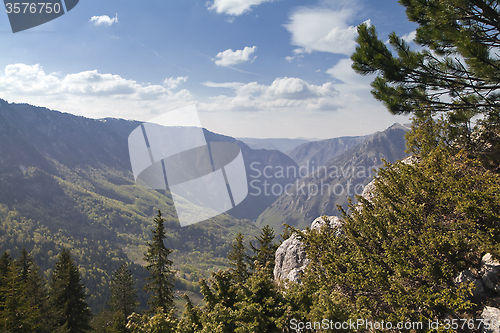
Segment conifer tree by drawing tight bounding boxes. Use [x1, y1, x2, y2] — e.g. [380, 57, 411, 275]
[351, 0, 500, 168]
[0, 260, 34, 332]
[0, 249, 52, 333]
[49, 248, 92, 333]
[143, 210, 175, 313]
[227, 232, 249, 284]
[249, 225, 277, 277]
[0, 251, 13, 312]
[109, 262, 138, 331]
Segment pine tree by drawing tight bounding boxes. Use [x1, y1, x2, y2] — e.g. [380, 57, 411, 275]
[109, 262, 138, 331]
[49, 248, 92, 333]
[143, 210, 175, 313]
[227, 232, 249, 284]
[351, 0, 500, 168]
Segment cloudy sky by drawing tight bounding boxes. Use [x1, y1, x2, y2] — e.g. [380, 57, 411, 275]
[0, 0, 417, 139]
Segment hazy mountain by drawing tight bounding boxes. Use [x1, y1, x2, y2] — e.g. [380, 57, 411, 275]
[255, 123, 410, 232]
[286, 135, 370, 171]
[237, 137, 311, 153]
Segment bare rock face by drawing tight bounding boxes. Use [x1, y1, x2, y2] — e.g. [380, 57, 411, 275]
[310, 215, 343, 234]
[274, 234, 309, 283]
[481, 253, 500, 292]
[274, 215, 343, 283]
[481, 306, 500, 333]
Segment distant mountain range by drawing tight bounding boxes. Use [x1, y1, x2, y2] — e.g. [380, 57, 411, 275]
[237, 137, 312, 153]
[256, 123, 410, 232]
[287, 135, 369, 171]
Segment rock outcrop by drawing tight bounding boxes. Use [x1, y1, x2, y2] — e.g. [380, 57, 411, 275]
[481, 306, 500, 333]
[274, 215, 342, 283]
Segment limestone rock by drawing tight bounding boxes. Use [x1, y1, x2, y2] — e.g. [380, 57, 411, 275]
[311, 215, 343, 236]
[274, 234, 309, 283]
[481, 253, 500, 292]
[481, 306, 500, 333]
[274, 215, 343, 283]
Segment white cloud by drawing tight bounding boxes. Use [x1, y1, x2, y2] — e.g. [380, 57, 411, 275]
[284, 7, 368, 55]
[208, 0, 272, 16]
[326, 58, 371, 88]
[163, 76, 188, 90]
[202, 81, 244, 89]
[90, 14, 118, 26]
[0, 64, 193, 120]
[199, 77, 341, 112]
[401, 30, 416, 43]
[214, 46, 257, 67]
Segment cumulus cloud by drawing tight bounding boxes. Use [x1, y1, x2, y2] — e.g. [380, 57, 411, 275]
[0, 64, 192, 99]
[90, 14, 118, 26]
[0, 64, 193, 120]
[199, 77, 341, 112]
[163, 76, 188, 90]
[284, 7, 368, 55]
[214, 46, 257, 67]
[208, 0, 272, 16]
[401, 30, 416, 43]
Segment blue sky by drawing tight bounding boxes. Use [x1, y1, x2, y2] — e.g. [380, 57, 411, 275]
[0, 0, 417, 139]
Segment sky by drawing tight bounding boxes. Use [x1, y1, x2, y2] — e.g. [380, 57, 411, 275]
[0, 0, 418, 139]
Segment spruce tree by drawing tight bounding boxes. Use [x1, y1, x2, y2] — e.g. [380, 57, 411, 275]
[0, 251, 13, 312]
[143, 210, 175, 313]
[0, 249, 51, 333]
[49, 248, 92, 333]
[0, 260, 34, 332]
[109, 262, 138, 330]
[227, 232, 249, 284]
[249, 225, 277, 277]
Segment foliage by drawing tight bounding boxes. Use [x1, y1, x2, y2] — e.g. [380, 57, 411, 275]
[249, 225, 278, 277]
[108, 263, 139, 332]
[126, 308, 178, 333]
[351, 0, 500, 168]
[143, 210, 175, 313]
[298, 144, 500, 329]
[49, 248, 92, 333]
[227, 232, 250, 284]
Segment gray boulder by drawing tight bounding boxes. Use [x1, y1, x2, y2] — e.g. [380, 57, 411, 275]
[274, 234, 309, 283]
[481, 253, 500, 292]
[481, 306, 500, 333]
[274, 215, 343, 283]
[310, 215, 343, 235]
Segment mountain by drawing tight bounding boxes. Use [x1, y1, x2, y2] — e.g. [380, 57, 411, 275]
[237, 137, 311, 153]
[255, 123, 410, 232]
[286, 135, 370, 171]
[0, 99, 299, 311]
